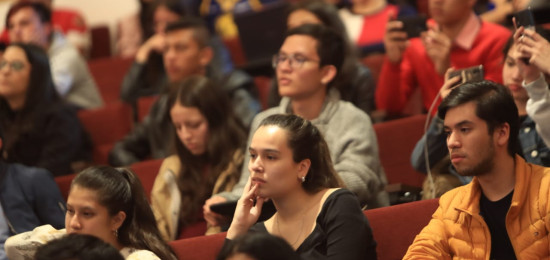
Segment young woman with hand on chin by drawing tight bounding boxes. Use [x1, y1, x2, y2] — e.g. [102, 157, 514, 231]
[225, 114, 377, 260]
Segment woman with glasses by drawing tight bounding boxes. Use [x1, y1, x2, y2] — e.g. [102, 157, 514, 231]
[0, 43, 90, 176]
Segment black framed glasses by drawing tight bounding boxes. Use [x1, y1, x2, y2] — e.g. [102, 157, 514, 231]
[0, 60, 26, 71]
[272, 53, 319, 69]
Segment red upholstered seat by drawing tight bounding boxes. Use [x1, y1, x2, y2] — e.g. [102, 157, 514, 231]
[365, 198, 439, 260]
[136, 95, 159, 122]
[89, 25, 111, 59]
[87, 57, 134, 104]
[128, 158, 163, 199]
[170, 232, 226, 260]
[77, 102, 133, 164]
[54, 173, 77, 200]
[374, 114, 427, 188]
[253, 76, 271, 110]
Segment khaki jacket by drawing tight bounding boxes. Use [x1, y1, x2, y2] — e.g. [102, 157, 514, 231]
[151, 150, 243, 241]
[404, 155, 550, 259]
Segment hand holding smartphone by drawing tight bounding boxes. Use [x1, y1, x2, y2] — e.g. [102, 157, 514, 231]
[513, 7, 535, 64]
[447, 65, 484, 87]
[395, 14, 428, 39]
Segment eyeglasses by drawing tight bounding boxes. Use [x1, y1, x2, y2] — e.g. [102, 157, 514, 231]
[0, 60, 26, 71]
[272, 53, 319, 69]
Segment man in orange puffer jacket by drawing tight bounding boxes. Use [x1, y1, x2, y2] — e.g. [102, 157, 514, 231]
[404, 80, 550, 259]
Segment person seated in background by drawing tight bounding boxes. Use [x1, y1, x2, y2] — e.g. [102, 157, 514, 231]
[151, 76, 247, 241]
[0, 43, 91, 176]
[404, 80, 550, 259]
[6, 2, 102, 109]
[0, 0, 91, 57]
[35, 234, 124, 260]
[225, 114, 377, 259]
[376, 0, 510, 117]
[477, 0, 529, 25]
[216, 233, 301, 260]
[120, 0, 234, 104]
[109, 17, 260, 167]
[411, 32, 550, 198]
[0, 124, 65, 260]
[268, 0, 377, 115]
[205, 24, 388, 229]
[338, 0, 416, 54]
[5, 166, 177, 260]
[515, 26, 550, 147]
[25, 0, 91, 56]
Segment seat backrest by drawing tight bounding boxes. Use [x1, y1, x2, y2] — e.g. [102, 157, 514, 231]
[128, 158, 163, 199]
[136, 95, 159, 122]
[169, 232, 226, 260]
[253, 76, 271, 110]
[77, 102, 133, 164]
[54, 173, 78, 201]
[90, 25, 111, 59]
[87, 57, 134, 104]
[374, 114, 427, 188]
[365, 198, 439, 260]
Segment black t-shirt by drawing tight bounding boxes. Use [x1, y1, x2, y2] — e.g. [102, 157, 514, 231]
[479, 190, 517, 260]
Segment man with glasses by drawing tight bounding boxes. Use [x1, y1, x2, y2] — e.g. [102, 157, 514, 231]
[204, 24, 389, 229]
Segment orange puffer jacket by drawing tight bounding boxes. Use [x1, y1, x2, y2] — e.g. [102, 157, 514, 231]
[404, 155, 550, 259]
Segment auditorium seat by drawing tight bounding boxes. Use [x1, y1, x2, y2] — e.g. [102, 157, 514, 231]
[128, 158, 163, 198]
[374, 114, 428, 203]
[166, 198, 440, 260]
[136, 95, 159, 122]
[87, 56, 134, 104]
[77, 102, 133, 165]
[253, 76, 271, 110]
[89, 25, 111, 59]
[365, 198, 439, 260]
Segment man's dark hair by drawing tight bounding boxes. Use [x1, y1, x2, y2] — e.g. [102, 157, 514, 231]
[35, 234, 124, 260]
[286, 24, 345, 86]
[6, 2, 51, 29]
[0, 123, 3, 159]
[165, 17, 210, 48]
[438, 80, 520, 156]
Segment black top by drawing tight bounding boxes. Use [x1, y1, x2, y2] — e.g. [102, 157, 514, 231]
[480, 190, 516, 260]
[2, 103, 91, 176]
[249, 189, 377, 260]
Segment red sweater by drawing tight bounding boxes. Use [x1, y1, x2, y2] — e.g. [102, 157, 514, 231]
[375, 21, 511, 114]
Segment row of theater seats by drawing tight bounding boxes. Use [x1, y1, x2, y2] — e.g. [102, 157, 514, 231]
[167, 198, 438, 260]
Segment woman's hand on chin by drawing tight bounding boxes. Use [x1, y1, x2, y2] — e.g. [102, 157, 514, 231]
[226, 177, 266, 239]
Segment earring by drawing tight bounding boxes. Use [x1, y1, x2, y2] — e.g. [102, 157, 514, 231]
[301, 176, 306, 183]
[113, 229, 118, 238]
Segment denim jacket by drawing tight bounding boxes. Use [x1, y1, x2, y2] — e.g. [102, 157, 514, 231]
[410, 115, 550, 184]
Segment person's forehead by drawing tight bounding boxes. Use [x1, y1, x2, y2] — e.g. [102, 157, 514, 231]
[444, 102, 482, 126]
[165, 29, 197, 44]
[280, 34, 318, 56]
[10, 7, 40, 22]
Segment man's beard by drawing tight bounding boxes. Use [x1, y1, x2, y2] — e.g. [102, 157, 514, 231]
[455, 140, 495, 177]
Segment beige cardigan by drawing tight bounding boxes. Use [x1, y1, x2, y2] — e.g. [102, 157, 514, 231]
[151, 150, 243, 241]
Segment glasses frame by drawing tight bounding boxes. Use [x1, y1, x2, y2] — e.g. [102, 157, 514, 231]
[272, 53, 320, 70]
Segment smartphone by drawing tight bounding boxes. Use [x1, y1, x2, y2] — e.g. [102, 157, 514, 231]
[448, 65, 484, 87]
[513, 8, 535, 64]
[396, 15, 428, 39]
[514, 7, 535, 29]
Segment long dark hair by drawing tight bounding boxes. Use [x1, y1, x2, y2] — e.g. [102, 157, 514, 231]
[167, 75, 246, 227]
[258, 114, 342, 193]
[71, 166, 177, 260]
[0, 43, 60, 155]
[217, 233, 301, 260]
